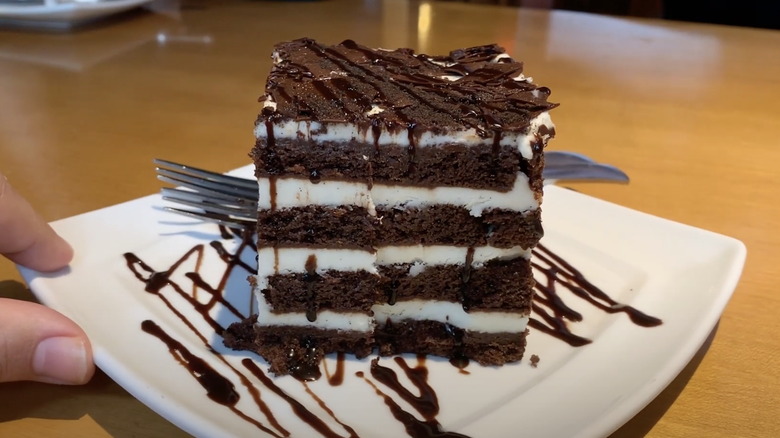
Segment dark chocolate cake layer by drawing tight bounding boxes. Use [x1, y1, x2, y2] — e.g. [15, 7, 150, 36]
[225, 317, 374, 377]
[264, 271, 383, 313]
[257, 205, 378, 250]
[258, 204, 543, 249]
[263, 255, 534, 314]
[375, 206, 543, 249]
[375, 320, 528, 366]
[377, 256, 534, 311]
[252, 139, 544, 191]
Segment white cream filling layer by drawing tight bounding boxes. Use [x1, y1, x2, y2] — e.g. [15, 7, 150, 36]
[256, 306, 374, 332]
[258, 175, 536, 216]
[256, 247, 378, 289]
[254, 297, 529, 334]
[256, 245, 529, 288]
[254, 112, 554, 160]
[376, 245, 530, 266]
[372, 300, 529, 333]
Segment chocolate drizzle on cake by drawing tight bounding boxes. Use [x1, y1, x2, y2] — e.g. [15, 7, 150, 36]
[288, 336, 322, 382]
[250, 40, 556, 373]
[304, 254, 319, 322]
[459, 247, 475, 312]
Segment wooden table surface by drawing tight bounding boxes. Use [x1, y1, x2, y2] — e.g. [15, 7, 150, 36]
[1, 1, 778, 437]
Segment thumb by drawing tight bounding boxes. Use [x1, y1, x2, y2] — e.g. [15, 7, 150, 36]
[0, 299, 94, 384]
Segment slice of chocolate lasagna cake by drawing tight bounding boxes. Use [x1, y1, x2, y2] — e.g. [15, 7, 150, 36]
[225, 38, 557, 378]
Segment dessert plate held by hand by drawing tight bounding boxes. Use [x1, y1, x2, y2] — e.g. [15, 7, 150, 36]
[18, 168, 745, 438]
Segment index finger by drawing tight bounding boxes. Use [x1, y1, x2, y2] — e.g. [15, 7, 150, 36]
[0, 172, 73, 271]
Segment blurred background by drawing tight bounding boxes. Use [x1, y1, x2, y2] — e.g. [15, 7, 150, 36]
[1, 0, 778, 32]
[440, 0, 780, 29]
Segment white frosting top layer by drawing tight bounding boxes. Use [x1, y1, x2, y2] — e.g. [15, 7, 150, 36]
[254, 112, 554, 160]
[258, 175, 537, 216]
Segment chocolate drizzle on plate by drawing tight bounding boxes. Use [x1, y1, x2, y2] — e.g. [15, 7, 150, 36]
[123, 226, 660, 437]
[530, 243, 662, 346]
[370, 356, 438, 420]
[323, 352, 347, 386]
[142, 320, 239, 406]
[141, 320, 284, 436]
[357, 357, 469, 438]
[242, 358, 359, 438]
[125, 232, 344, 437]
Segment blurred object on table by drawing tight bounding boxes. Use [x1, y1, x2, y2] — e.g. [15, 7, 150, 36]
[0, 3, 206, 71]
[0, 0, 158, 31]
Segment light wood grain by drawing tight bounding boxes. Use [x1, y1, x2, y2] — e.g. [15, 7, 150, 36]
[1, 1, 778, 436]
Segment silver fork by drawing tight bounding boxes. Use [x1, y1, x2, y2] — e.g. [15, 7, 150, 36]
[154, 151, 628, 229]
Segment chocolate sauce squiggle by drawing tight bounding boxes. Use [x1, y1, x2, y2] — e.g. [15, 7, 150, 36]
[370, 357, 439, 421]
[357, 366, 470, 438]
[141, 320, 283, 437]
[323, 352, 346, 386]
[142, 320, 238, 404]
[302, 380, 355, 432]
[127, 235, 365, 437]
[243, 358, 359, 438]
[530, 243, 662, 346]
[125, 248, 211, 343]
[126, 247, 291, 436]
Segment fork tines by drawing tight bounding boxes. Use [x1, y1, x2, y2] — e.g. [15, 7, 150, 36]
[154, 159, 258, 230]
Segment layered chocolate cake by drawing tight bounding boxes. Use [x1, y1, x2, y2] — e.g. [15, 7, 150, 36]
[225, 38, 557, 377]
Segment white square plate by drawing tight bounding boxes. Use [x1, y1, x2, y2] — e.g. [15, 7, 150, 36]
[19, 168, 746, 438]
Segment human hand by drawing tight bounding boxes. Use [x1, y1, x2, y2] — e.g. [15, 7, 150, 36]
[0, 172, 95, 384]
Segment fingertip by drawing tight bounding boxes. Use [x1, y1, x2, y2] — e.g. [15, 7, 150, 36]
[8, 228, 74, 272]
[43, 228, 74, 271]
[0, 171, 73, 272]
[0, 300, 94, 385]
[33, 336, 95, 385]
